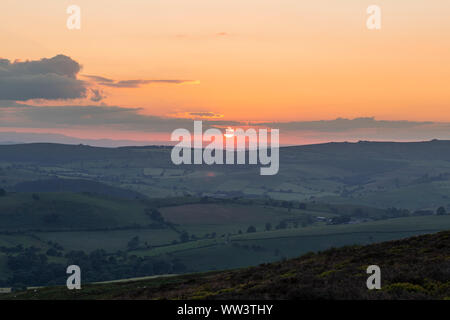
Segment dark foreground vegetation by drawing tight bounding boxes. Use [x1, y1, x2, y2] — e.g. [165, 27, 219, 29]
[3, 230, 450, 300]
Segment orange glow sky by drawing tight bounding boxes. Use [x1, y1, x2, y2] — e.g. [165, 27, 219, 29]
[1, 1, 450, 144]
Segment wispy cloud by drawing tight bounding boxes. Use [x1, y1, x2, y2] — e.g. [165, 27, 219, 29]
[171, 111, 224, 119]
[2, 102, 450, 143]
[0, 54, 197, 105]
[84, 75, 199, 88]
[83, 75, 114, 84]
[0, 104, 238, 133]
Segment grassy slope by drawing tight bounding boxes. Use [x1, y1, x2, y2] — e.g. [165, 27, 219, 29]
[4, 230, 449, 300]
[234, 215, 450, 241]
[128, 215, 450, 272]
[1, 194, 449, 280]
[0, 192, 156, 231]
[33, 229, 180, 253]
[159, 203, 326, 237]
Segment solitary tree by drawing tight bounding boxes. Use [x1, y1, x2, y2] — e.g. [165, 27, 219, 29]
[145, 208, 165, 223]
[127, 236, 140, 250]
[247, 226, 256, 233]
[180, 231, 189, 243]
[437, 206, 447, 215]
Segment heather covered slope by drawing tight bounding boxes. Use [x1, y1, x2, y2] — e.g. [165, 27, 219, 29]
[5, 230, 450, 300]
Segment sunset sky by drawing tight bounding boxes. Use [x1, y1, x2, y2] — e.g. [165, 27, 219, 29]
[1, 0, 450, 145]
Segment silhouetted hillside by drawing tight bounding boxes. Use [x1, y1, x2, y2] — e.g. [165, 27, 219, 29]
[5, 230, 450, 300]
[2, 140, 450, 163]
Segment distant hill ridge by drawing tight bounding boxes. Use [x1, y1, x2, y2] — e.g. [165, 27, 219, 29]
[1, 140, 450, 163]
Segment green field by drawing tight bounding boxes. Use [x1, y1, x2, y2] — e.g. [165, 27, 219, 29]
[159, 203, 320, 236]
[4, 231, 450, 300]
[34, 228, 181, 253]
[2, 141, 450, 288]
[234, 215, 450, 241]
[0, 192, 158, 232]
[127, 215, 450, 272]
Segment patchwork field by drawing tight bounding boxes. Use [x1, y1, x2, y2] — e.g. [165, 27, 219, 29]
[127, 215, 450, 272]
[1, 141, 450, 288]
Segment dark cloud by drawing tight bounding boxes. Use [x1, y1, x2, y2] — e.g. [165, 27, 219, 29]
[1, 102, 450, 142]
[0, 104, 238, 132]
[0, 55, 81, 78]
[89, 89, 106, 102]
[0, 55, 87, 101]
[0, 100, 29, 108]
[84, 75, 197, 88]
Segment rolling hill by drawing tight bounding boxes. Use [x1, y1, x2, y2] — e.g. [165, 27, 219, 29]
[4, 230, 449, 300]
[2, 140, 450, 209]
[0, 192, 162, 232]
[1, 141, 450, 289]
